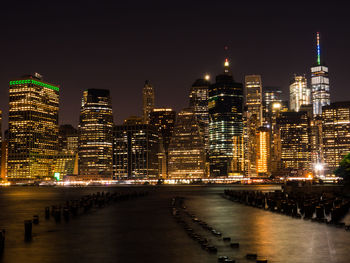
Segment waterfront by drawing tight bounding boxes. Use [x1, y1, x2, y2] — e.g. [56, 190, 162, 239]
[1, 185, 350, 262]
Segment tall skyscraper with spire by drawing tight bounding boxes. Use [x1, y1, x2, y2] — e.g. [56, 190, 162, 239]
[142, 80, 155, 124]
[208, 59, 244, 176]
[311, 32, 330, 116]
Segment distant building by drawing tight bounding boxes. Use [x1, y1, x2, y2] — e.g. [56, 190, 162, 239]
[208, 59, 244, 176]
[322, 102, 350, 175]
[142, 80, 155, 124]
[149, 108, 176, 177]
[311, 32, 330, 116]
[269, 101, 286, 174]
[78, 89, 113, 179]
[53, 125, 79, 180]
[289, 75, 311, 112]
[189, 77, 210, 151]
[244, 75, 263, 176]
[168, 108, 205, 178]
[7, 74, 59, 180]
[277, 111, 311, 173]
[58, 125, 79, 152]
[124, 116, 143, 125]
[263, 87, 283, 126]
[113, 123, 159, 179]
[256, 126, 270, 176]
[263, 87, 282, 114]
[245, 75, 263, 125]
[1, 130, 8, 180]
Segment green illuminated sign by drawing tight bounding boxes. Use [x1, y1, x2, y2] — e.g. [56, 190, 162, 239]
[54, 172, 60, 181]
[9, 79, 59, 91]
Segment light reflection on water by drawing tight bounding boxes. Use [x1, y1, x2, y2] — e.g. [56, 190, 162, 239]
[0, 185, 349, 263]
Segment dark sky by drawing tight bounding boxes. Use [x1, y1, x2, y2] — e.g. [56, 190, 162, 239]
[1, 0, 350, 128]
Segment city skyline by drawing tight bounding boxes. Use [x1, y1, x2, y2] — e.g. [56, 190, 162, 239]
[0, 1, 350, 129]
[2, 2, 350, 263]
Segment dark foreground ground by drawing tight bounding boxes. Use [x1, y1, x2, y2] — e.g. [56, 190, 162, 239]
[0, 185, 350, 263]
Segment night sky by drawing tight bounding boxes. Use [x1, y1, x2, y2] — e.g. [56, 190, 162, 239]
[1, 1, 350, 129]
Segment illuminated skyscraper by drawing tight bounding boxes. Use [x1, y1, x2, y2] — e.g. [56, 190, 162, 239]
[8, 74, 59, 180]
[78, 89, 113, 179]
[168, 108, 205, 178]
[269, 101, 286, 174]
[244, 75, 263, 176]
[263, 87, 282, 121]
[277, 111, 311, 173]
[208, 59, 244, 176]
[322, 102, 350, 175]
[289, 75, 311, 112]
[245, 75, 263, 124]
[142, 80, 155, 124]
[311, 32, 330, 116]
[256, 126, 270, 176]
[189, 76, 210, 151]
[113, 123, 159, 179]
[149, 108, 176, 177]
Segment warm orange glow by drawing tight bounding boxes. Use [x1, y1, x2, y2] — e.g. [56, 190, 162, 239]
[257, 129, 269, 174]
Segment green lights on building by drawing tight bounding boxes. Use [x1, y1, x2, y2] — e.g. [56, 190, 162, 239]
[9, 79, 60, 91]
[54, 172, 61, 181]
[7, 74, 59, 180]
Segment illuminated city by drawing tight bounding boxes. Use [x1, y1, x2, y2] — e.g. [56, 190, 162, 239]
[0, 1, 350, 262]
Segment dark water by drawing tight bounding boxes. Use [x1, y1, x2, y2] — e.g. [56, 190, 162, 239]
[0, 185, 350, 263]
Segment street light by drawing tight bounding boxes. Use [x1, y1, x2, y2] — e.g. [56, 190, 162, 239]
[314, 163, 324, 178]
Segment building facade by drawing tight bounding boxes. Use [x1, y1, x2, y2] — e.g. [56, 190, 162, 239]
[289, 75, 311, 112]
[263, 87, 282, 114]
[53, 125, 79, 180]
[256, 126, 270, 176]
[168, 108, 205, 178]
[208, 59, 244, 176]
[142, 80, 155, 124]
[113, 123, 159, 179]
[8, 74, 59, 180]
[78, 89, 113, 179]
[322, 102, 350, 175]
[149, 108, 176, 177]
[189, 77, 210, 151]
[244, 75, 263, 176]
[311, 32, 330, 116]
[277, 111, 311, 174]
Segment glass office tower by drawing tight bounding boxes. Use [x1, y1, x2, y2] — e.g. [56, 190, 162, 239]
[311, 32, 330, 116]
[208, 59, 244, 176]
[8, 74, 59, 180]
[78, 89, 113, 179]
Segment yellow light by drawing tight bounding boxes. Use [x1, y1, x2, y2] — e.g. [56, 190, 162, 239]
[224, 59, 229, 67]
[272, 102, 282, 109]
[204, 74, 210, 81]
[314, 163, 324, 171]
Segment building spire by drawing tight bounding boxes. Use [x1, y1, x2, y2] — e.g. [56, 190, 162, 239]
[317, 32, 321, 66]
[224, 58, 230, 74]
